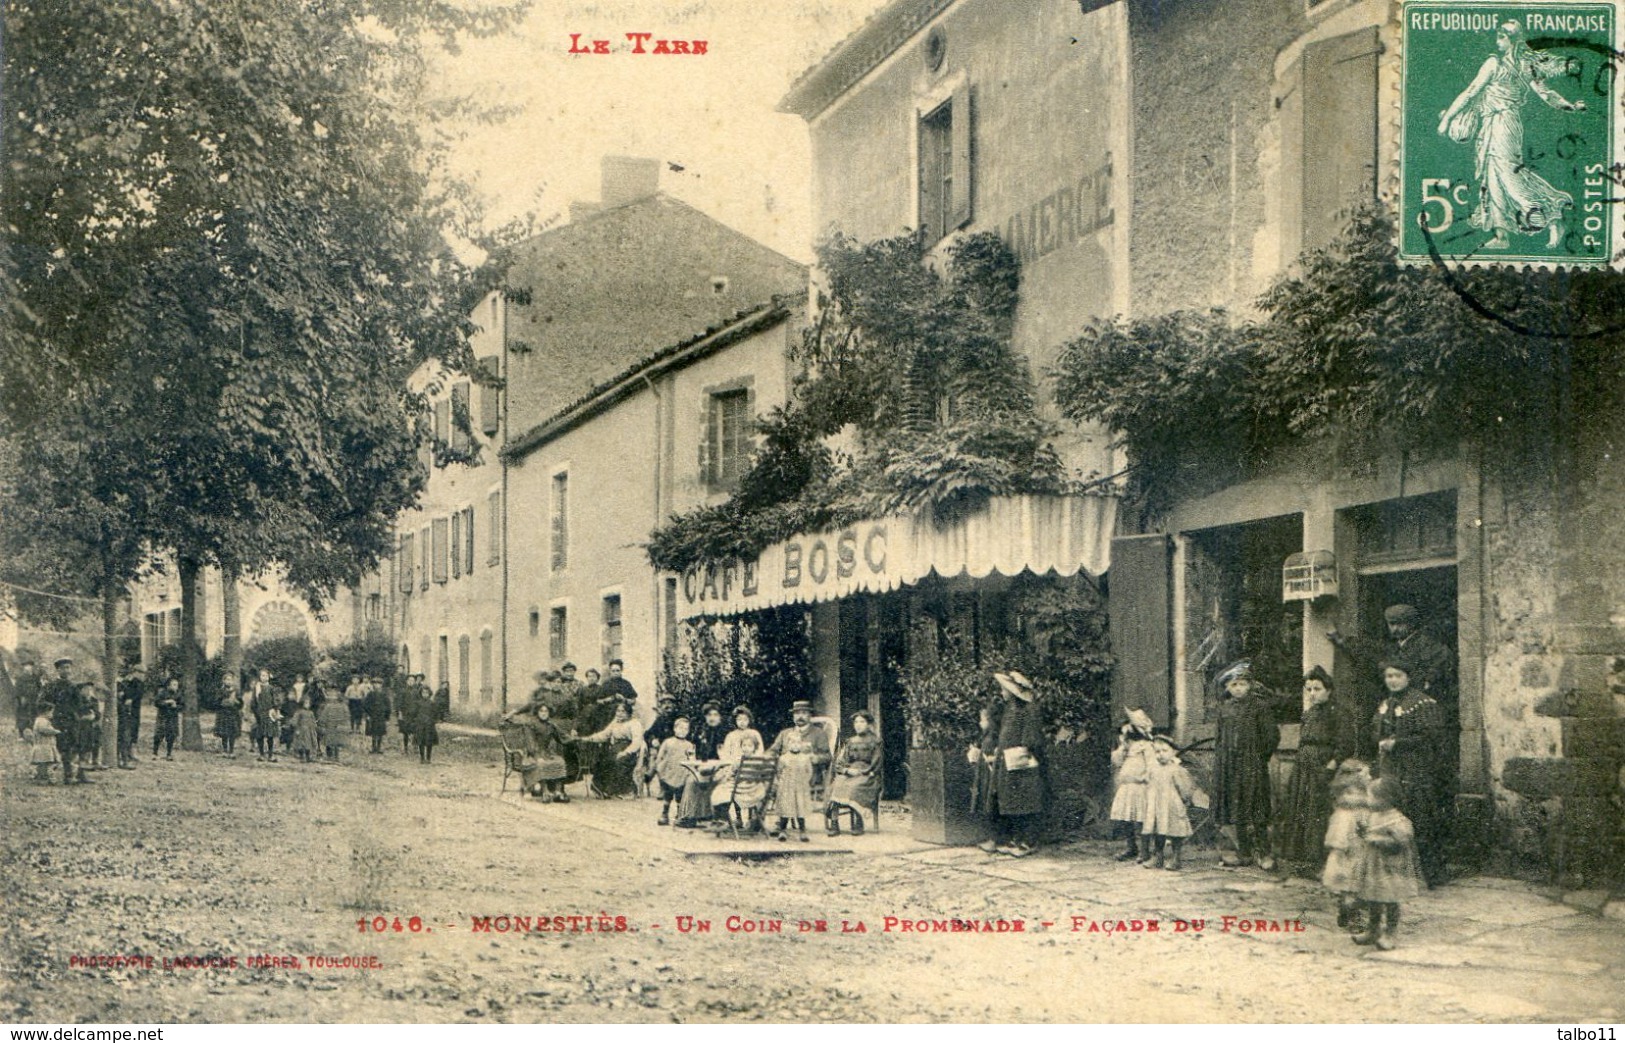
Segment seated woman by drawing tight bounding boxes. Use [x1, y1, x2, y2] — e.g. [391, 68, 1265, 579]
[677, 702, 729, 828]
[582, 701, 645, 798]
[709, 705, 766, 831]
[503, 698, 570, 802]
[825, 711, 882, 836]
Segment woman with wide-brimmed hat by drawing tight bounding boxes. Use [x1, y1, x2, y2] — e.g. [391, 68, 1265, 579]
[981, 670, 1046, 857]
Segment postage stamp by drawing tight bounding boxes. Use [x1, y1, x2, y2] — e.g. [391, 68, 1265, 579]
[1398, 0, 1622, 267]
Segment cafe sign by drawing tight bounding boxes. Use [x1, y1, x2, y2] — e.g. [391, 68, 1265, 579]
[671, 493, 1117, 619]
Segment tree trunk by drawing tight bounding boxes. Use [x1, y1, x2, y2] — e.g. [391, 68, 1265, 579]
[100, 585, 119, 767]
[178, 555, 205, 750]
[222, 559, 242, 688]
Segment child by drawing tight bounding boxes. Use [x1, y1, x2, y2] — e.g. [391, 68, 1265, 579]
[1322, 758, 1372, 931]
[27, 712, 60, 783]
[653, 716, 696, 826]
[1108, 708, 1155, 862]
[1353, 777, 1424, 950]
[1140, 730, 1206, 871]
[290, 703, 320, 763]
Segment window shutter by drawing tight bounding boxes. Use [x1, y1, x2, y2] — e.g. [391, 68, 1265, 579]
[487, 491, 501, 564]
[432, 518, 450, 583]
[949, 82, 974, 230]
[434, 399, 450, 445]
[399, 535, 415, 592]
[420, 526, 431, 590]
[1107, 534, 1173, 727]
[463, 506, 475, 573]
[450, 512, 462, 578]
[1301, 28, 1379, 252]
[699, 401, 715, 486]
[451, 383, 472, 452]
[477, 357, 500, 436]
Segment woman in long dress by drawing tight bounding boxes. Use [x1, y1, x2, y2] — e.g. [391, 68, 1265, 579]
[583, 701, 645, 798]
[677, 702, 728, 827]
[1275, 666, 1346, 873]
[1437, 19, 1586, 250]
[825, 711, 882, 835]
[213, 679, 243, 756]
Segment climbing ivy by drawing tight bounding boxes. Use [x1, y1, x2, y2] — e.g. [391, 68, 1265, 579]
[1053, 206, 1588, 513]
[647, 231, 1068, 573]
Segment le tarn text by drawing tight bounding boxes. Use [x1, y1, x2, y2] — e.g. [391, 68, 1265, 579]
[569, 33, 708, 56]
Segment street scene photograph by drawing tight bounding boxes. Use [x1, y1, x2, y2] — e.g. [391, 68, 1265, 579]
[3, 0, 1624, 1027]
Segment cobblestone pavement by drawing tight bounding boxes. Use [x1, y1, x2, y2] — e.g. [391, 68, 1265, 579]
[3, 720, 1621, 1023]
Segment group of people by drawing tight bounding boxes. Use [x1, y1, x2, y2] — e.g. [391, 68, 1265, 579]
[17, 657, 185, 784]
[1107, 602, 1457, 950]
[501, 658, 884, 842]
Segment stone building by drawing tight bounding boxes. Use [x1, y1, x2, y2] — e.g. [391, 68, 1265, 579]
[773, 0, 1623, 880]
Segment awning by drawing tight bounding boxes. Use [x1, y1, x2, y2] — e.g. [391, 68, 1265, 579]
[670, 493, 1118, 620]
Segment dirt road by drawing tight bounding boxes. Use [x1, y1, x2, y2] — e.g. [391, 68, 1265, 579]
[3, 727, 1620, 1023]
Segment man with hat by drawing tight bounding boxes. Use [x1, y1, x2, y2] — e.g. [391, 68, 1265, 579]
[1212, 661, 1279, 869]
[45, 658, 87, 784]
[983, 671, 1046, 857]
[116, 664, 145, 769]
[767, 700, 832, 841]
[1329, 604, 1455, 757]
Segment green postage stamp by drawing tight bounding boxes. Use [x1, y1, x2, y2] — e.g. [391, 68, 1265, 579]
[1399, 0, 1622, 267]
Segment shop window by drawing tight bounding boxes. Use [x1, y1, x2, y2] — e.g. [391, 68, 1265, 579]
[703, 387, 752, 489]
[550, 471, 569, 571]
[918, 84, 972, 243]
[549, 605, 568, 660]
[602, 594, 623, 665]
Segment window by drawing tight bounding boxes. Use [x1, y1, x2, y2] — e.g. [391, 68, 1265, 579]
[451, 382, 471, 453]
[399, 533, 415, 592]
[704, 387, 752, 489]
[450, 512, 462, 579]
[602, 594, 623, 665]
[432, 517, 450, 584]
[477, 357, 500, 436]
[487, 490, 502, 565]
[462, 506, 475, 574]
[420, 526, 431, 590]
[550, 471, 569, 571]
[528, 607, 541, 638]
[549, 605, 568, 660]
[457, 635, 471, 703]
[434, 398, 450, 446]
[918, 84, 972, 242]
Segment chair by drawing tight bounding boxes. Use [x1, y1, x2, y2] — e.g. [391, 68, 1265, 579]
[499, 722, 531, 795]
[719, 755, 780, 840]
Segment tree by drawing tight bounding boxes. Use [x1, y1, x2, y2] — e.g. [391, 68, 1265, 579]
[2, 0, 525, 746]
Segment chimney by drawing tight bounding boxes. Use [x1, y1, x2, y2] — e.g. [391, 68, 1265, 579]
[600, 155, 660, 209]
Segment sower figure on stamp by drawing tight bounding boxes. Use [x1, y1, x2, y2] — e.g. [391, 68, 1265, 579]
[1213, 661, 1279, 869]
[1436, 18, 1585, 250]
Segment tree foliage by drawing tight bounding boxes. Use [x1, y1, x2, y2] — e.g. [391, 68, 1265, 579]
[647, 231, 1068, 573]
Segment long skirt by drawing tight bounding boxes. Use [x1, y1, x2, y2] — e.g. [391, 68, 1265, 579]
[773, 752, 818, 820]
[317, 704, 348, 749]
[1276, 754, 1334, 865]
[593, 740, 637, 797]
[213, 707, 242, 742]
